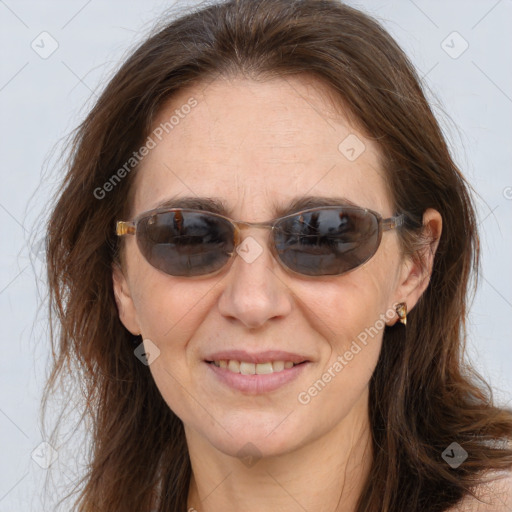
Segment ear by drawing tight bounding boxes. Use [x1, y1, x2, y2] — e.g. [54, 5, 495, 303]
[112, 261, 142, 336]
[387, 208, 442, 325]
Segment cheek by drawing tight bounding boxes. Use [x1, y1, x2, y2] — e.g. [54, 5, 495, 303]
[301, 261, 396, 354]
[292, 268, 396, 436]
[132, 274, 218, 345]
[129, 268, 222, 386]
[129, 278, 220, 424]
[126, 233, 217, 341]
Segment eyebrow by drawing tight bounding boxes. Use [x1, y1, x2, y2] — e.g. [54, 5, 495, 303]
[148, 195, 359, 219]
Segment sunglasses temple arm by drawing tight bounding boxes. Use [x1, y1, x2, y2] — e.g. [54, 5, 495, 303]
[116, 221, 136, 236]
[382, 214, 405, 232]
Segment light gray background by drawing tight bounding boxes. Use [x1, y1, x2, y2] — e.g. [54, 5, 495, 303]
[0, 0, 511, 510]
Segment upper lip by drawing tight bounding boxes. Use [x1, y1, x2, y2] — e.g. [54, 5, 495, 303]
[204, 350, 310, 364]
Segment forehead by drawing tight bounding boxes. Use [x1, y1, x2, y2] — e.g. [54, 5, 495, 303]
[129, 74, 392, 219]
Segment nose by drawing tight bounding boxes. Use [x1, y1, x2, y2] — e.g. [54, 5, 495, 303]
[217, 230, 293, 329]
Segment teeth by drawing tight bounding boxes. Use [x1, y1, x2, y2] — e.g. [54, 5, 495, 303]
[240, 362, 255, 375]
[211, 359, 301, 374]
[256, 362, 273, 374]
[228, 360, 240, 373]
[272, 360, 284, 372]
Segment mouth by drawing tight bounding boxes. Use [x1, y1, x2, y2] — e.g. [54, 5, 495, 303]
[203, 351, 311, 394]
[205, 359, 307, 375]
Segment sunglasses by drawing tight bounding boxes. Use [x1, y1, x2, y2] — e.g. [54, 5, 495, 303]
[116, 206, 405, 277]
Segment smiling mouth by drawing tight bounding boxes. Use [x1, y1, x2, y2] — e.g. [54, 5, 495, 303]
[206, 359, 307, 375]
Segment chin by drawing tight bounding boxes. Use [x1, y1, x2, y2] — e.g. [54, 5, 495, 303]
[199, 414, 308, 460]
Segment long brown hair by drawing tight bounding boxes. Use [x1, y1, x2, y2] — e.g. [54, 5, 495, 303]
[42, 0, 512, 510]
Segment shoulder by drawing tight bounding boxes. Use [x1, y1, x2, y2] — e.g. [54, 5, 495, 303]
[448, 469, 512, 512]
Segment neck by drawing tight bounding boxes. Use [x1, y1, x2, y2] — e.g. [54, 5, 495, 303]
[185, 389, 373, 512]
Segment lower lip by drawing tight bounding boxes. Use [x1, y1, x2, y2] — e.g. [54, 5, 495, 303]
[204, 361, 310, 394]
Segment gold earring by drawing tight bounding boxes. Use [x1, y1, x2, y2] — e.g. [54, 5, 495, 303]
[396, 302, 407, 325]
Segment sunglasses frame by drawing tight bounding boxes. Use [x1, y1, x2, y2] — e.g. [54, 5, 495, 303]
[116, 205, 405, 277]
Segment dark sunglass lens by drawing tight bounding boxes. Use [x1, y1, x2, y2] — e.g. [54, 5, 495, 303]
[136, 211, 234, 276]
[274, 208, 379, 276]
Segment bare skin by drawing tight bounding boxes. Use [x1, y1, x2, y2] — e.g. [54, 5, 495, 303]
[113, 74, 442, 511]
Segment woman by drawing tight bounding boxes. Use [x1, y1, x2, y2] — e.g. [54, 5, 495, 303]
[43, 0, 512, 510]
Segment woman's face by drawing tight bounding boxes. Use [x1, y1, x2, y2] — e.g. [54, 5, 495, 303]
[113, 75, 418, 459]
